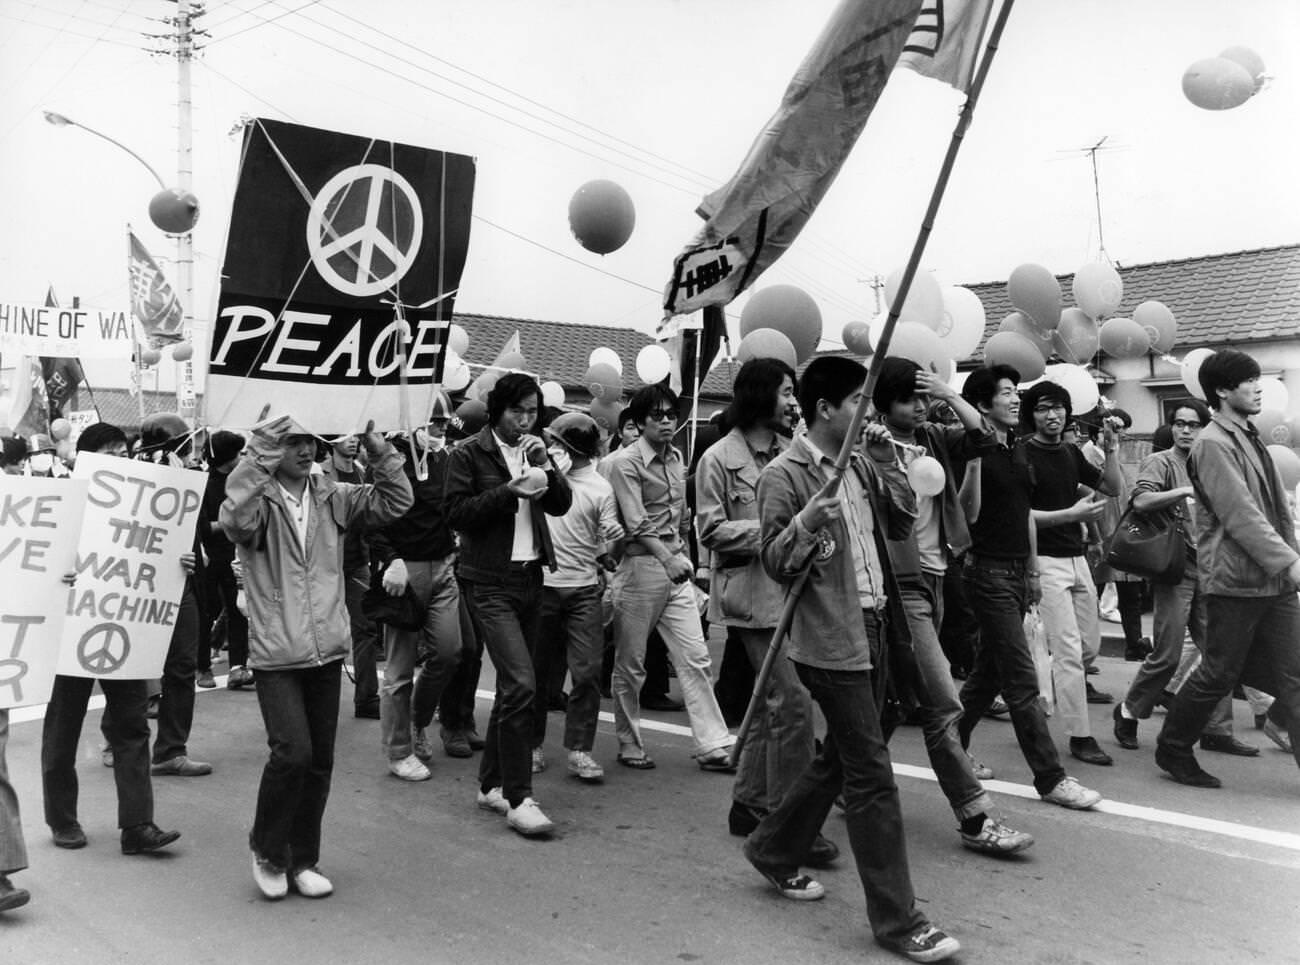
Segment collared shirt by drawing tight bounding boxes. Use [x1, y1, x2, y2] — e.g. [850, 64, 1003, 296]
[803, 436, 884, 609]
[897, 445, 944, 573]
[493, 430, 538, 562]
[275, 481, 310, 549]
[545, 464, 625, 588]
[604, 434, 687, 544]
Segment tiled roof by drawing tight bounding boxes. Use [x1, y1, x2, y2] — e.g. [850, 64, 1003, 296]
[965, 244, 1300, 362]
[453, 312, 653, 388]
[77, 389, 199, 434]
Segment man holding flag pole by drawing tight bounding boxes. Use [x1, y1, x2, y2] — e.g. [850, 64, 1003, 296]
[660, 0, 1011, 959]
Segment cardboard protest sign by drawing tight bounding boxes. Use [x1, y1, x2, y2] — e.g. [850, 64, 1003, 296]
[206, 118, 476, 434]
[0, 476, 87, 708]
[58, 453, 205, 681]
[0, 301, 135, 359]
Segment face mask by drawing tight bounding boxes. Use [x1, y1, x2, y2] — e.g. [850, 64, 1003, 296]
[548, 446, 572, 477]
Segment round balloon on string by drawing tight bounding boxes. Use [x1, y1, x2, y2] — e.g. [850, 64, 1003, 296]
[171, 341, 194, 362]
[937, 286, 986, 359]
[1132, 301, 1176, 354]
[1052, 308, 1099, 364]
[1008, 263, 1062, 331]
[149, 188, 200, 234]
[998, 311, 1053, 360]
[906, 455, 946, 497]
[737, 328, 798, 369]
[585, 361, 622, 400]
[1268, 444, 1300, 490]
[1179, 348, 1215, 399]
[50, 418, 72, 441]
[1260, 377, 1289, 413]
[455, 398, 488, 435]
[888, 321, 952, 375]
[842, 320, 873, 355]
[447, 324, 470, 357]
[635, 344, 672, 384]
[1098, 317, 1151, 359]
[568, 179, 635, 255]
[740, 285, 821, 363]
[984, 330, 1046, 382]
[540, 380, 566, 408]
[443, 350, 471, 392]
[1182, 56, 1257, 111]
[884, 268, 945, 331]
[589, 346, 623, 375]
[1071, 262, 1124, 319]
[1255, 409, 1291, 447]
[1044, 363, 1100, 414]
[589, 396, 623, 434]
[140, 347, 162, 366]
[1219, 46, 1266, 92]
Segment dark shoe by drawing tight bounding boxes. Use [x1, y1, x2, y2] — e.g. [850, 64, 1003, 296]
[1085, 664, 1100, 676]
[805, 834, 840, 868]
[983, 696, 1010, 719]
[52, 823, 87, 849]
[616, 753, 656, 770]
[354, 702, 381, 720]
[440, 727, 473, 758]
[696, 748, 735, 773]
[641, 693, 685, 712]
[728, 800, 767, 837]
[1199, 734, 1259, 757]
[0, 874, 30, 912]
[465, 729, 486, 751]
[1069, 736, 1113, 766]
[1086, 682, 1114, 704]
[742, 845, 825, 901]
[1155, 747, 1221, 788]
[151, 755, 213, 777]
[121, 822, 181, 854]
[888, 924, 961, 963]
[196, 670, 215, 689]
[1113, 704, 1139, 750]
[227, 666, 255, 689]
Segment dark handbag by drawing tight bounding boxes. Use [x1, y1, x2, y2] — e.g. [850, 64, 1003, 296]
[1103, 507, 1186, 584]
[360, 583, 425, 630]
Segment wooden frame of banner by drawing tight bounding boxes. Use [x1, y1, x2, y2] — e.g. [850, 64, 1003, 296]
[731, 0, 1018, 766]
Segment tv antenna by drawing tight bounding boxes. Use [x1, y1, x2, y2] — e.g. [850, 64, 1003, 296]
[1055, 136, 1130, 265]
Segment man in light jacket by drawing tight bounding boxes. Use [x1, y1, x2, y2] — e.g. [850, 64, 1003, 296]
[1156, 349, 1300, 787]
[221, 415, 412, 899]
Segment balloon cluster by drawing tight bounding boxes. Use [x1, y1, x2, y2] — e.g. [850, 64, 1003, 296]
[1182, 47, 1266, 111]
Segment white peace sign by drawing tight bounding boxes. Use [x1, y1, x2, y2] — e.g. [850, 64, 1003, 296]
[306, 163, 425, 297]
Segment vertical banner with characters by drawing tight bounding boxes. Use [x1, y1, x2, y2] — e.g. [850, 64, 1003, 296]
[206, 119, 476, 434]
[59, 453, 205, 681]
[0, 476, 87, 708]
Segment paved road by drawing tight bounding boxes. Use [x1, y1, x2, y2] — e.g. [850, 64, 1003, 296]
[3, 654, 1298, 965]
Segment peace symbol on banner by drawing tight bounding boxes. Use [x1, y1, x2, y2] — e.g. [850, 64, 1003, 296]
[306, 163, 425, 298]
[76, 623, 132, 675]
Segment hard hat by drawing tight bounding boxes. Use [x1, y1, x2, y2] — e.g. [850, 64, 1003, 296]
[545, 411, 601, 459]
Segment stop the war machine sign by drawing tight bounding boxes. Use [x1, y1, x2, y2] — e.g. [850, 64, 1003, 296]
[0, 476, 86, 709]
[206, 118, 476, 434]
[58, 454, 205, 681]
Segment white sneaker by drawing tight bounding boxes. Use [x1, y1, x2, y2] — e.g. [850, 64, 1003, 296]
[476, 786, 510, 815]
[507, 797, 555, 836]
[566, 750, 605, 782]
[1040, 776, 1102, 810]
[413, 728, 435, 761]
[251, 853, 287, 900]
[388, 754, 431, 782]
[531, 747, 547, 773]
[291, 866, 333, 898]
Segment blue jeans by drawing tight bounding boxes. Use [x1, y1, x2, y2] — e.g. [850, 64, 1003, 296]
[0, 709, 27, 874]
[250, 660, 342, 872]
[380, 557, 462, 760]
[43, 675, 153, 831]
[731, 626, 815, 814]
[899, 573, 992, 821]
[462, 565, 544, 808]
[1159, 592, 1300, 770]
[435, 593, 483, 734]
[533, 584, 605, 752]
[959, 556, 1067, 796]
[746, 613, 927, 946]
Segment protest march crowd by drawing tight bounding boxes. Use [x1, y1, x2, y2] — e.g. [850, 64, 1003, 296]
[1, 347, 1299, 964]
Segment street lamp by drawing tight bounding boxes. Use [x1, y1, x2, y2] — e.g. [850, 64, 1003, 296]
[42, 111, 168, 191]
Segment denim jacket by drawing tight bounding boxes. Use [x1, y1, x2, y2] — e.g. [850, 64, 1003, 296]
[758, 435, 915, 671]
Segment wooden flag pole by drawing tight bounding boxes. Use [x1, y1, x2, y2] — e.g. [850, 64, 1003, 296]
[731, 0, 1018, 765]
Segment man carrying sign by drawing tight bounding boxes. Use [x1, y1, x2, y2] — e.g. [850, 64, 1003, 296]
[221, 415, 412, 900]
[41, 423, 182, 856]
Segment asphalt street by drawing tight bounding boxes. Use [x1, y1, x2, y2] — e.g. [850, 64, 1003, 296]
[3, 649, 1298, 965]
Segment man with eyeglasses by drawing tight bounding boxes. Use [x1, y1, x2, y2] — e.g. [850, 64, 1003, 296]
[1019, 381, 1122, 767]
[1155, 350, 1300, 787]
[602, 385, 734, 771]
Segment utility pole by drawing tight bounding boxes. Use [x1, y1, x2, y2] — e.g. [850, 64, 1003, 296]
[173, 0, 202, 422]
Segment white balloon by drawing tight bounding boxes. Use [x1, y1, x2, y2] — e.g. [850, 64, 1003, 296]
[589, 346, 623, 375]
[1260, 377, 1289, 413]
[938, 286, 986, 359]
[443, 350, 471, 391]
[540, 380, 566, 408]
[1180, 348, 1215, 400]
[906, 455, 946, 497]
[635, 344, 672, 384]
[885, 267, 945, 331]
[447, 324, 470, 357]
[1044, 363, 1100, 415]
